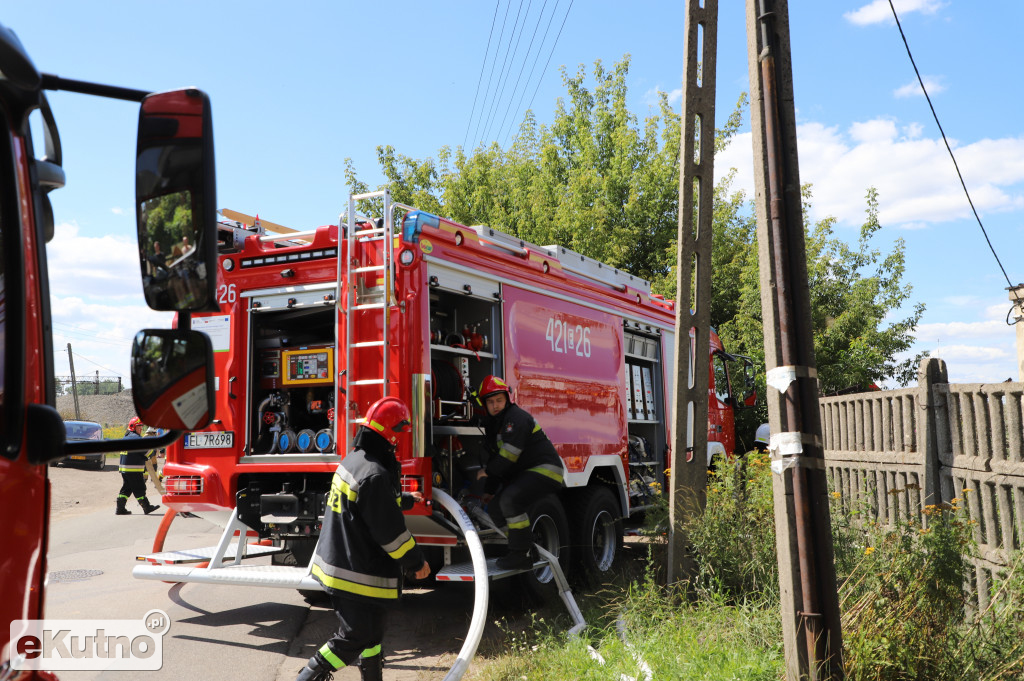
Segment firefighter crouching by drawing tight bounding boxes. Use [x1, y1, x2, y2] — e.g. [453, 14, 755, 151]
[115, 416, 161, 515]
[297, 397, 431, 681]
[475, 375, 564, 571]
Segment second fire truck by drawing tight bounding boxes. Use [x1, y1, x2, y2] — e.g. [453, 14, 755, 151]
[149, 191, 756, 591]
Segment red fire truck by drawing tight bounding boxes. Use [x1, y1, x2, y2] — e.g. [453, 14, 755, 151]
[144, 190, 756, 593]
[0, 23, 218, 678]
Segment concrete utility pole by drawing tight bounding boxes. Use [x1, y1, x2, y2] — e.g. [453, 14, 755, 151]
[1009, 285, 1024, 381]
[668, 0, 718, 585]
[745, 1, 843, 678]
[67, 342, 81, 420]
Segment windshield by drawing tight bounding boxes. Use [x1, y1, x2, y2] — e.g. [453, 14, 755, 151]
[64, 422, 102, 440]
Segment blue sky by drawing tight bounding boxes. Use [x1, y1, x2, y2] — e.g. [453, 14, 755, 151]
[6, 0, 1023, 387]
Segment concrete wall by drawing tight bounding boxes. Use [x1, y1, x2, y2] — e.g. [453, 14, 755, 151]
[820, 358, 1024, 609]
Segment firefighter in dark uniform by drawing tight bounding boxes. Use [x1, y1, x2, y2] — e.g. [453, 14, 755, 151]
[475, 375, 564, 570]
[297, 396, 430, 681]
[115, 416, 161, 515]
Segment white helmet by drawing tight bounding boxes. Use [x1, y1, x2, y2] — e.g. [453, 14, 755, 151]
[754, 423, 770, 447]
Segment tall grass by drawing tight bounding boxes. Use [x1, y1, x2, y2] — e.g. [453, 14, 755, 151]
[471, 453, 1024, 679]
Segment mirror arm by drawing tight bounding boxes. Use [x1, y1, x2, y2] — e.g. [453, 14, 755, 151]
[65, 429, 183, 456]
[40, 73, 149, 102]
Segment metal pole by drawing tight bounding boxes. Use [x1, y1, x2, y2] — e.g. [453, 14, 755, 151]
[668, 0, 718, 585]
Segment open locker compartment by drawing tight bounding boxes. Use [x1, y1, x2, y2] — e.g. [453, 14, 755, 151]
[425, 267, 503, 501]
[246, 291, 339, 456]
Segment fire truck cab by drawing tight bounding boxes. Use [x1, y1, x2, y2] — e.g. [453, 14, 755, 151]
[0, 22, 219, 677]
[153, 190, 756, 590]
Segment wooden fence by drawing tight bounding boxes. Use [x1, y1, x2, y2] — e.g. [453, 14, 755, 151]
[819, 358, 1024, 609]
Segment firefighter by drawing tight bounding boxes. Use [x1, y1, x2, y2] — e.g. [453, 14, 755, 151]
[115, 416, 161, 515]
[297, 396, 430, 681]
[475, 375, 564, 570]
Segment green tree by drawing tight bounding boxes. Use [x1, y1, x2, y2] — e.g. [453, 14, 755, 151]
[347, 55, 925, 405]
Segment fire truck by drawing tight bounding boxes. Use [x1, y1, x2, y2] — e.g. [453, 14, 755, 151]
[142, 190, 756, 594]
[0, 22, 219, 678]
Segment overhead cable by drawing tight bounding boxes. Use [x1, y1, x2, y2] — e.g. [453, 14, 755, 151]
[888, 0, 1022, 324]
[463, 1, 502, 151]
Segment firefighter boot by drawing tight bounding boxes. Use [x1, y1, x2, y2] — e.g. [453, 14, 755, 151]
[496, 525, 534, 570]
[295, 658, 335, 681]
[358, 651, 383, 681]
[140, 497, 161, 515]
[115, 497, 131, 515]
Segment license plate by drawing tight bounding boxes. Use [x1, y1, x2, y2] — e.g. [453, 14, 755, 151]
[185, 431, 234, 449]
[70, 455, 86, 460]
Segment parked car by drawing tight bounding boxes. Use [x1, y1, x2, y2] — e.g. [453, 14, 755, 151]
[58, 420, 106, 470]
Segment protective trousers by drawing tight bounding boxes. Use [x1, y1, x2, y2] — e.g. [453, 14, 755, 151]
[117, 472, 149, 507]
[491, 471, 561, 552]
[300, 593, 385, 680]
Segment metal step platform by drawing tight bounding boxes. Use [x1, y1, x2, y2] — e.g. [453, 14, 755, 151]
[136, 543, 285, 565]
[133, 563, 319, 589]
[435, 557, 545, 583]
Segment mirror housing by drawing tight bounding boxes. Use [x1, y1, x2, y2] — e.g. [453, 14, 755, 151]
[130, 329, 215, 431]
[136, 88, 218, 311]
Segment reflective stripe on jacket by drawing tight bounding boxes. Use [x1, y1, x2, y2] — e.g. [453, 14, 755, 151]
[484, 403, 563, 484]
[118, 431, 157, 472]
[312, 429, 424, 603]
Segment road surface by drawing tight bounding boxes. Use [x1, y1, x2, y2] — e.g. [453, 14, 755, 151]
[44, 461, 512, 680]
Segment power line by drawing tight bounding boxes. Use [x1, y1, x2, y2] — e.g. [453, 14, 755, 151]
[501, 0, 562, 145]
[520, 0, 574, 135]
[64, 348, 123, 377]
[888, 0, 1021, 321]
[473, 0, 514, 148]
[493, 0, 550, 145]
[53, 322, 133, 347]
[479, 0, 532, 146]
[463, 1, 502, 150]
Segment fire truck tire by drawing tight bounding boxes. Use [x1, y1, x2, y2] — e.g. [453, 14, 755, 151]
[503, 494, 570, 606]
[569, 486, 623, 585]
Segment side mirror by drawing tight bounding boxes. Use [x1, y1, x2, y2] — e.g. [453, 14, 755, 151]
[136, 88, 218, 311]
[130, 329, 215, 430]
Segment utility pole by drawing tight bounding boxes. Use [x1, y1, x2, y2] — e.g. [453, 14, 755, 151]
[668, 0, 718, 585]
[745, 1, 843, 678]
[67, 342, 81, 420]
[1009, 285, 1024, 381]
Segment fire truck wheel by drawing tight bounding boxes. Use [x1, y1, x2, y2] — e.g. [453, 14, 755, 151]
[504, 494, 570, 606]
[569, 486, 623, 585]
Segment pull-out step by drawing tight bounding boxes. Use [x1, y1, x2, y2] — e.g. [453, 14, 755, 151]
[136, 543, 284, 565]
[133, 563, 319, 589]
[435, 557, 544, 582]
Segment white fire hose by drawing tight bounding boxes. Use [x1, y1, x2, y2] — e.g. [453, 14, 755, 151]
[431, 489, 489, 681]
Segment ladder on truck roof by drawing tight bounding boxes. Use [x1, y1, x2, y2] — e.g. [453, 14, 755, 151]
[339, 190, 411, 452]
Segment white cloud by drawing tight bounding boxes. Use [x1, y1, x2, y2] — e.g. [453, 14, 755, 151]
[715, 121, 1024, 228]
[47, 222, 174, 383]
[642, 86, 681, 108]
[894, 76, 945, 99]
[844, 0, 947, 27]
[111, 207, 124, 215]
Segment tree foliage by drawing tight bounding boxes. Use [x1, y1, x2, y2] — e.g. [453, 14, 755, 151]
[346, 56, 925, 405]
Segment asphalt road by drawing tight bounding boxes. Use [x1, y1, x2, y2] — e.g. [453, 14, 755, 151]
[44, 461, 499, 681]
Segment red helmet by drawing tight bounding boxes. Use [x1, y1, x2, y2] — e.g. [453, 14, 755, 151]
[477, 375, 510, 405]
[364, 397, 411, 446]
[128, 416, 143, 430]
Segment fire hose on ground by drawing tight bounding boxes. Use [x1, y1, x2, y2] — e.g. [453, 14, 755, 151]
[431, 488, 489, 681]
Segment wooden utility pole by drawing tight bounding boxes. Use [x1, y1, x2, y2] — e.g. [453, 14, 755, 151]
[668, 0, 718, 585]
[67, 342, 81, 419]
[745, 1, 843, 678]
